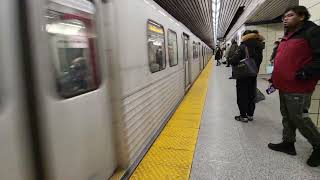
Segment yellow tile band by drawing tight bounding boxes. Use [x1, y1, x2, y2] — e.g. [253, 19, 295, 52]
[130, 60, 213, 180]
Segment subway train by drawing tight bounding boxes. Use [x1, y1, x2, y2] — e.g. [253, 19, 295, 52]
[0, 0, 213, 179]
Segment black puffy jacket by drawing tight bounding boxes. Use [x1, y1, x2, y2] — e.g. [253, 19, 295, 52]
[215, 48, 222, 60]
[230, 33, 264, 70]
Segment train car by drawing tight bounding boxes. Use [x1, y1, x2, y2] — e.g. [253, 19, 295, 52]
[110, 0, 213, 173]
[0, 1, 35, 180]
[0, 0, 213, 179]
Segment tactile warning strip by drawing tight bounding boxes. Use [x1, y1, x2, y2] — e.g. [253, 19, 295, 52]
[130, 60, 213, 179]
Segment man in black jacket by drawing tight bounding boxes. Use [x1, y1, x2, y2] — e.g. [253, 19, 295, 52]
[230, 30, 264, 122]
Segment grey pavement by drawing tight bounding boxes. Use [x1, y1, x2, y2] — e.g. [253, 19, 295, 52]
[190, 65, 320, 180]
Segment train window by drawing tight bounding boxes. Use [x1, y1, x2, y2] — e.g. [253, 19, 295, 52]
[46, 0, 100, 98]
[193, 42, 196, 59]
[167, 30, 178, 67]
[147, 20, 166, 73]
[193, 42, 199, 60]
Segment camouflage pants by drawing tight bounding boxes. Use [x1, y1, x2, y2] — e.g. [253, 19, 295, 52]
[280, 92, 320, 149]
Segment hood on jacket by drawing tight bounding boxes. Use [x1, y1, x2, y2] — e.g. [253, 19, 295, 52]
[241, 33, 265, 42]
[240, 33, 264, 50]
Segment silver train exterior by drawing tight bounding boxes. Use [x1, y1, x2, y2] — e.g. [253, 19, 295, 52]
[0, 0, 213, 179]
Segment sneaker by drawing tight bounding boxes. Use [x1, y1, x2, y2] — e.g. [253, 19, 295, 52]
[247, 116, 254, 121]
[235, 116, 248, 123]
[268, 141, 297, 155]
[307, 149, 320, 167]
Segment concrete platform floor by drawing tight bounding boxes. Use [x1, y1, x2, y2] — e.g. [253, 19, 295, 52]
[190, 65, 320, 180]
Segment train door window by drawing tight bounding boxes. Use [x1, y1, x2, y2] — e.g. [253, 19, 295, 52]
[147, 20, 166, 73]
[193, 42, 196, 60]
[45, 0, 100, 98]
[0, 61, 2, 106]
[167, 30, 178, 67]
[197, 43, 200, 59]
[183, 35, 189, 62]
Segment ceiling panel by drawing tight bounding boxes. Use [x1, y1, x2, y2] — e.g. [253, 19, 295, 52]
[246, 0, 298, 23]
[154, 0, 214, 47]
[217, 0, 298, 39]
[217, 0, 252, 38]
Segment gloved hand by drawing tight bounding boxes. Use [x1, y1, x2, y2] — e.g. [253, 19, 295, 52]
[295, 69, 310, 80]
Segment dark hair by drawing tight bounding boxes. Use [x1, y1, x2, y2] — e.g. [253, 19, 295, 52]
[284, 6, 310, 21]
[251, 30, 259, 34]
[242, 30, 252, 36]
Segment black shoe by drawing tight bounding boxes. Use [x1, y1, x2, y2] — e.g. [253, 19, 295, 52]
[307, 149, 320, 167]
[268, 141, 297, 155]
[235, 116, 248, 123]
[226, 65, 230, 67]
[247, 116, 254, 121]
[229, 76, 235, 79]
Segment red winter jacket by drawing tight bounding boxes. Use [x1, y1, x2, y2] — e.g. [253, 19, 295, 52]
[272, 21, 320, 93]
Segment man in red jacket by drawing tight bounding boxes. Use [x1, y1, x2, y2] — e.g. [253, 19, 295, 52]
[268, 6, 320, 167]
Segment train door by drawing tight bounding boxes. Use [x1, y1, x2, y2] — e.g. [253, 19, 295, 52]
[206, 49, 209, 64]
[197, 43, 202, 73]
[24, 0, 116, 179]
[183, 33, 191, 90]
[202, 46, 205, 69]
[0, 1, 35, 179]
[201, 46, 204, 70]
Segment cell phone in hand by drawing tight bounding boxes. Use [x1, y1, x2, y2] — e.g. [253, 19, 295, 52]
[266, 85, 276, 94]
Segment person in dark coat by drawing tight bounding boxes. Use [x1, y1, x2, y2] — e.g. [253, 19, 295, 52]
[227, 39, 239, 79]
[226, 39, 238, 67]
[215, 46, 222, 66]
[270, 41, 280, 65]
[267, 6, 320, 167]
[229, 30, 264, 122]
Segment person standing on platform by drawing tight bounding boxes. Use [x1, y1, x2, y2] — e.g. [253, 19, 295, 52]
[227, 39, 238, 67]
[227, 39, 239, 79]
[223, 43, 230, 65]
[270, 41, 280, 65]
[215, 46, 222, 66]
[268, 6, 320, 167]
[229, 30, 264, 123]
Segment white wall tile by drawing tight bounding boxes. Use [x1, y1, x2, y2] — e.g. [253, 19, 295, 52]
[310, 114, 319, 127]
[310, 100, 320, 113]
[300, 0, 320, 8]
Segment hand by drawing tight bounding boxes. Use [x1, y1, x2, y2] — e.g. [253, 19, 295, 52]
[295, 70, 308, 80]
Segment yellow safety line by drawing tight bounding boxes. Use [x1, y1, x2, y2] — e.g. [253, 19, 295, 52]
[130, 60, 213, 180]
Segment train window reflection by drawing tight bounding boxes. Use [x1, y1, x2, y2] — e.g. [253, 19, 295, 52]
[46, 0, 100, 98]
[167, 30, 178, 67]
[147, 20, 166, 73]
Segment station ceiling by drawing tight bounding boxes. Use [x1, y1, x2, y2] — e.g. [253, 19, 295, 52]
[154, 0, 214, 48]
[217, 0, 298, 38]
[217, 0, 252, 39]
[246, 0, 298, 24]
